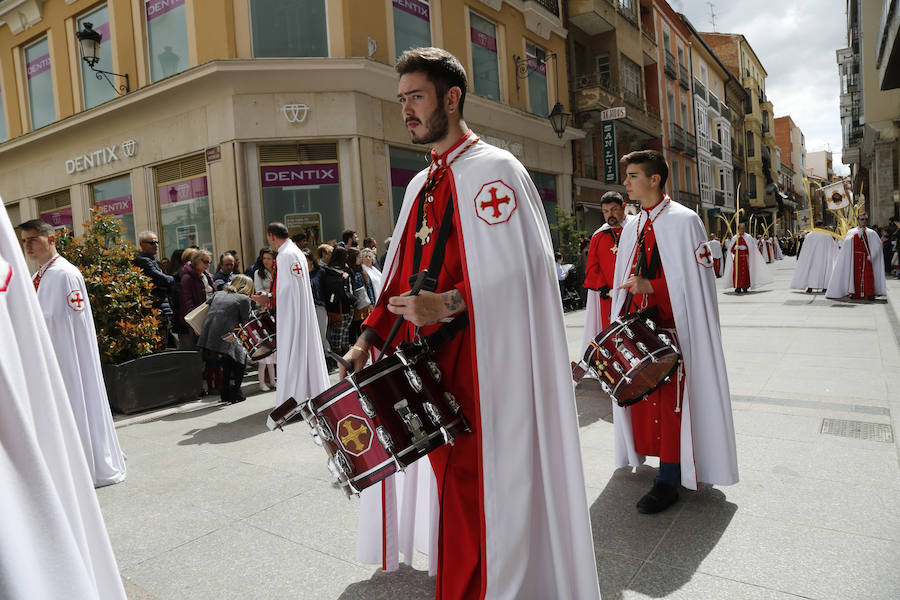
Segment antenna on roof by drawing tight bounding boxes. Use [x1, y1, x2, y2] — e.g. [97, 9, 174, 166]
[707, 2, 718, 31]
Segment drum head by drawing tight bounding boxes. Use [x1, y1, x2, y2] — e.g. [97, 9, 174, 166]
[615, 353, 681, 406]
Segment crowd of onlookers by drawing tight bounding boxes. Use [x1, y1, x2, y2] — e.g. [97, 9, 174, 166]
[133, 228, 392, 402]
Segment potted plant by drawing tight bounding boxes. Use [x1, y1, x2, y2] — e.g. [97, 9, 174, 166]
[56, 210, 202, 413]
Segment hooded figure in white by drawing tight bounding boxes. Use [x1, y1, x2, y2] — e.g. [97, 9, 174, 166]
[790, 229, 839, 291]
[1, 202, 126, 600]
[826, 224, 886, 299]
[21, 219, 126, 488]
[723, 231, 774, 290]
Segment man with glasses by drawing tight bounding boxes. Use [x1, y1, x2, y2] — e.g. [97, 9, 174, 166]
[134, 230, 175, 346]
[19, 219, 127, 487]
[826, 214, 886, 300]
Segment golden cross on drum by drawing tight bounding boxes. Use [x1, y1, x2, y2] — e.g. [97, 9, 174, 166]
[340, 420, 369, 452]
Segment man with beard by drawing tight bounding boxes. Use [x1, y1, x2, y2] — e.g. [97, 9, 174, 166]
[826, 214, 886, 300]
[724, 223, 772, 294]
[343, 47, 599, 599]
[610, 150, 737, 515]
[582, 191, 631, 349]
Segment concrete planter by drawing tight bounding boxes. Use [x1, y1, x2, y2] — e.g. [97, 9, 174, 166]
[102, 351, 203, 414]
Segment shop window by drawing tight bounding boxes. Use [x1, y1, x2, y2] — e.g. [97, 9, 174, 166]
[393, 0, 431, 59]
[470, 12, 500, 101]
[259, 143, 340, 246]
[155, 155, 213, 258]
[79, 5, 114, 109]
[25, 37, 55, 129]
[37, 190, 73, 231]
[251, 0, 328, 58]
[145, 0, 190, 82]
[92, 175, 135, 243]
[0, 83, 7, 141]
[528, 170, 558, 248]
[388, 146, 429, 226]
[526, 41, 549, 117]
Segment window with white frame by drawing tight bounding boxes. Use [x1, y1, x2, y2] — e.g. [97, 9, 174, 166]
[79, 4, 115, 109]
[251, 0, 328, 58]
[145, 0, 190, 81]
[717, 167, 726, 191]
[392, 0, 431, 59]
[470, 12, 501, 101]
[677, 47, 684, 66]
[696, 106, 709, 151]
[671, 159, 680, 194]
[699, 62, 708, 85]
[526, 41, 549, 117]
[24, 37, 55, 129]
[681, 102, 689, 128]
[699, 157, 711, 200]
[595, 54, 610, 88]
[621, 56, 642, 105]
[684, 164, 692, 192]
[667, 92, 675, 122]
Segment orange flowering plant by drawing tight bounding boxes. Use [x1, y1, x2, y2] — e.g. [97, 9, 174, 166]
[56, 210, 162, 363]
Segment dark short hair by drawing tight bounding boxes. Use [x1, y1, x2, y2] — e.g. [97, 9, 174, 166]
[267, 222, 290, 239]
[600, 191, 624, 207]
[341, 229, 356, 243]
[363, 237, 376, 248]
[814, 220, 825, 227]
[396, 47, 468, 117]
[19, 219, 54, 236]
[620, 150, 669, 189]
[555, 252, 563, 261]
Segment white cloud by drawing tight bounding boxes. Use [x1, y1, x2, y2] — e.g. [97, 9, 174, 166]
[672, 0, 847, 163]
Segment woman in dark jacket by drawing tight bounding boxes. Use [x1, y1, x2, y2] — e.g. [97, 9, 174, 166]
[346, 247, 373, 343]
[306, 250, 330, 354]
[323, 246, 354, 356]
[198, 275, 254, 404]
[177, 249, 215, 349]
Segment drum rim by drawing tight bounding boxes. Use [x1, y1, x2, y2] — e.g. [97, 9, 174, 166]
[613, 354, 682, 407]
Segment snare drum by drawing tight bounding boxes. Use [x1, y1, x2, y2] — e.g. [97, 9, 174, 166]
[572, 313, 681, 407]
[269, 349, 470, 497]
[237, 312, 276, 360]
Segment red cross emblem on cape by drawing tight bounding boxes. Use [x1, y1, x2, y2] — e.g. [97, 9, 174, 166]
[336, 414, 372, 457]
[694, 242, 714, 269]
[67, 290, 86, 311]
[474, 180, 517, 225]
[290, 261, 304, 278]
[0, 257, 11, 293]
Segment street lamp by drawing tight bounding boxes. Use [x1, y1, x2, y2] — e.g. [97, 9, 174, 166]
[76, 22, 130, 95]
[548, 102, 571, 139]
[513, 52, 570, 138]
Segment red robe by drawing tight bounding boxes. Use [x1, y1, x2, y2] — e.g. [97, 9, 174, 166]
[362, 135, 481, 599]
[583, 225, 622, 329]
[625, 214, 682, 462]
[850, 232, 875, 298]
[731, 238, 751, 289]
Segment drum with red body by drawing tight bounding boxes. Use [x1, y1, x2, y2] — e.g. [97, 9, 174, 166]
[236, 312, 276, 360]
[572, 313, 681, 407]
[268, 348, 470, 497]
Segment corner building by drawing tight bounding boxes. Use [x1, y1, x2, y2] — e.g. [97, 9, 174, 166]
[0, 0, 574, 264]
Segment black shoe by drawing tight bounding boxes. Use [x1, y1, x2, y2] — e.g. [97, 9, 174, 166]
[636, 482, 679, 514]
[806, 288, 812, 293]
[867, 295, 875, 301]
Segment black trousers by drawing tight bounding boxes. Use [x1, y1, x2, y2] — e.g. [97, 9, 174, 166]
[220, 355, 246, 402]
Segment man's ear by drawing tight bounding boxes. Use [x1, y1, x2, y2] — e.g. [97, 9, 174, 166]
[650, 173, 661, 189]
[48, 233, 56, 246]
[446, 86, 462, 113]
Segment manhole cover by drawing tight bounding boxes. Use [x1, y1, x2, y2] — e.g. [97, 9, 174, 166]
[820, 419, 894, 443]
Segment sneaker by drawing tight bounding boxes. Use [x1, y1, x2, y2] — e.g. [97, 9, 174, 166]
[636, 482, 679, 514]
[259, 382, 271, 392]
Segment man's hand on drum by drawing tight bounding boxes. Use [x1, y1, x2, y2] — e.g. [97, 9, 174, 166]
[250, 291, 269, 306]
[387, 289, 466, 327]
[617, 275, 654, 295]
[340, 329, 377, 379]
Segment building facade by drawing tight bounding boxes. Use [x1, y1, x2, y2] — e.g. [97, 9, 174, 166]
[0, 0, 574, 265]
[566, 0, 662, 232]
[774, 115, 807, 232]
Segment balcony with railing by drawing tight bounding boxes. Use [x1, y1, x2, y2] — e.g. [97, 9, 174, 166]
[623, 88, 643, 109]
[708, 94, 720, 113]
[617, 0, 638, 26]
[694, 78, 707, 102]
[714, 189, 725, 206]
[678, 190, 701, 207]
[710, 140, 723, 159]
[679, 65, 690, 89]
[669, 122, 686, 151]
[720, 103, 731, 121]
[683, 131, 697, 157]
[530, 0, 560, 16]
[573, 73, 662, 137]
[664, 49, 677, 79]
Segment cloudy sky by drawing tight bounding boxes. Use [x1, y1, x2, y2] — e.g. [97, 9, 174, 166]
[671, 0, 851, 175]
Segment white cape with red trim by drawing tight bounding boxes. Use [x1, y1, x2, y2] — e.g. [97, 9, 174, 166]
[773, 237, 784, 260]
[356, 137, 600, 599]
[273, 240, 330, 411]
[790, 231, 838, 290]
[36, 256, 126, 487]
[0, 202, 126, 600]
[825, 227, 886, 298]
[582, 216, 633, 350]
[610, 199, 738, 490]
[722, 233, 774, 289]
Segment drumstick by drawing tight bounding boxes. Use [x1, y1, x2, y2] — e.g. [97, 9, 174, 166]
[379, 269, 430, 361]
[328, 351, 355, 374]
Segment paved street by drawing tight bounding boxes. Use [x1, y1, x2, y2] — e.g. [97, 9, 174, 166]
[103, 257, 900, 600]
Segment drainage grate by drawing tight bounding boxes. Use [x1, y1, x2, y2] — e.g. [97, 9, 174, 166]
[820, 419, 894, 443]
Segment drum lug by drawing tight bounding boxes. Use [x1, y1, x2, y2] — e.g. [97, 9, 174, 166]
[622, 326, 635, 339]
[636, 342, 656, 362]
[598, 347, 612, 359]
[423, 402, 444, 427]
[394, 399, 429, 450]
[600, 381, 614, 397]
[357, 393, 376, 419]
[657, 333, 672, 346]
[620, 347, 640, 368]
[443, 392, 462, 416]
[427, 361, 442, 382]
[613, 362, 626, 375]
[644, 319, 656, 331]
[315, 416, 334, 442]
[376, 426, 405, 472]
[405, 369, 423, 393]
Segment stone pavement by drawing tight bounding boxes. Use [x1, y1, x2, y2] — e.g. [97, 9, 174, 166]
[103, 257, 900, 599]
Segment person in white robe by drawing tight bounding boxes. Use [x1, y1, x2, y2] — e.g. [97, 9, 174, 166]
[790, 224, 839, 292]
[257, 223, 330, 413]
[708, 235, 723, 277]
[20, 219, 126, 487]
[2, 203, 126, 600]
[825, 217, 886, 300]
[723, 226, 774, 292]
[360, 247, 383, 302]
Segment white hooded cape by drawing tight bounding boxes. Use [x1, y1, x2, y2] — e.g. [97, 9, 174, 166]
[773, 237, 784, 260]
[273, 240, 330, 409]
[35, 256, 126, 487]
[825, 227, 886, 299]
[790, 231, 839, 290]
[0, 202, 126, 600]
[722, 233, 774, 289]
[708, 239, 723, 276]
[581, 216, 633, 350]
[356, 136, 600, 599]
[361, 263, 383, 303]
[610, 198, 738, 490]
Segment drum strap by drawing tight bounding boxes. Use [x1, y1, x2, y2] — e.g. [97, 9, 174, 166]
[622, 229, 662, 317]
[409, 178, 456, 293]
